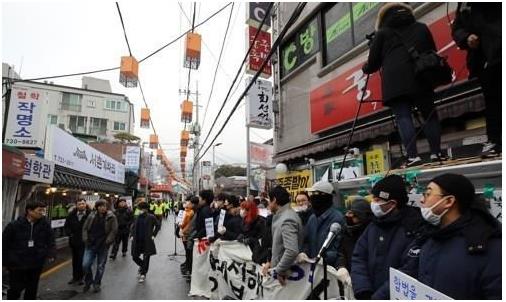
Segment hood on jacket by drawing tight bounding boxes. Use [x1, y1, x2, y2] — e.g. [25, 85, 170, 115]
[375, 2, 415, 30]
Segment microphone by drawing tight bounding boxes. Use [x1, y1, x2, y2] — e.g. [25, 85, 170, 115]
[315, 222, 341, 264]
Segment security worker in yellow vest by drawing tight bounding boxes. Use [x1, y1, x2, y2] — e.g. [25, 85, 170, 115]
[162, 200, 169, 219]
[153, 200, 164, 224]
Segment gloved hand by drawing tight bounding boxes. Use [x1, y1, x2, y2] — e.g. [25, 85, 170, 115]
[296, 252, 310, 264]
[336, 267, 352, 286]
[217, 226, 226, 235]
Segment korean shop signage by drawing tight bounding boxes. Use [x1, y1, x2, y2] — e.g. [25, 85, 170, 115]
[280, 17, 320, 77]
[4, 86, 48, 149]
[23, 155, 55, 184]
[246, 77, 273, 129]
[246, 2, 272, 29]
[247, 26, 272, 78]
[276, 169, 313, 203]
[45, 125, 125, 184]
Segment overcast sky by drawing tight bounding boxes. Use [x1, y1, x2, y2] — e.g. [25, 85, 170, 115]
[2, 0, 273, 170]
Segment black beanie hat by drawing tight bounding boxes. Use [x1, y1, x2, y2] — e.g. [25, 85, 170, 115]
[349, 197, 373, 221]
[371, 174, 408, 205]
[430, 173, 475, 212]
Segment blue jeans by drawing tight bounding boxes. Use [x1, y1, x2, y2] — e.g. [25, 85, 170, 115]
[82, 246, 109, 286]
[390, 96, 442, 158]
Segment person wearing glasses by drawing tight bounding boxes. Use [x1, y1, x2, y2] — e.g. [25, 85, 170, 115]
[402, 173, 501, 299]
[351, 174, 425, 299]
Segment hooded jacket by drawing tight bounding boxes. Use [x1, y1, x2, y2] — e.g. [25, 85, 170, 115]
[131, 211, 161, 256]
[82, 210, 118, 247]
[363, 3, 436, 105]
[351, 205, 424, 299]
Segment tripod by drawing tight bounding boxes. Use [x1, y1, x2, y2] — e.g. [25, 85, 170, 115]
[168, 212, 185, 260]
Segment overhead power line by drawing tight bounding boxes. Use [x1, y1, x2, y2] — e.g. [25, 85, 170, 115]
[116, 3, 133, 57]
[8, 2, 232, 83]
[195, 2, 274, 165]
[195, 3, 307, 165]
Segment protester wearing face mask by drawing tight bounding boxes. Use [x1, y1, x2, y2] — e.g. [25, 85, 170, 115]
[293, 192, 313, 226]
[237, 200, 266, 251]
[351, 174, 424, 300]
[213, 194, 242, 241]
[402, 174, 501, 299]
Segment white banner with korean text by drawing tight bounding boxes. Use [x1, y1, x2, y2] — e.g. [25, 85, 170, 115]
[44, 125, 125, 184]
[23, 155, 55, 184]
[189, 240, 345, 300]
[245, 77, 273, 129]
[4, 86, 48, 149]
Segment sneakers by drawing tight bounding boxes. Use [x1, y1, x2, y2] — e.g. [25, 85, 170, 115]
[404, 156, 423, 168]
[138, 275, 146, 283]
[137, 268, 142, 277]
[430, 153, 449, 163]
[482, 142, 499, 158]
[68, 278, 76, 285]
[93, 285, 101, 293]
[109, 255, 116, 261]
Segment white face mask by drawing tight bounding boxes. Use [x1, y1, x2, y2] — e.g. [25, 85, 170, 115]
[240, 209, 246, 218]
[370, 201, 393, 218]
[420, 196, 450, 226]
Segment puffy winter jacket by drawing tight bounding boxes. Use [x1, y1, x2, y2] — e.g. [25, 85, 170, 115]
[351, 206, 424, 299]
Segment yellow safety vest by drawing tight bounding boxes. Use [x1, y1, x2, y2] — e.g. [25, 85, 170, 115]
[154, 204, 164, 215]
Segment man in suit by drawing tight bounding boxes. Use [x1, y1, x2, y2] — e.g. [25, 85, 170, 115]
[261, 186, 303, 286]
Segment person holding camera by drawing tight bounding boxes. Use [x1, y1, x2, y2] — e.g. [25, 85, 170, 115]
[362, 3, 447, 168]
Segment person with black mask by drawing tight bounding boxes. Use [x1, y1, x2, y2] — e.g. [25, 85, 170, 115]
[213, 194, 242, 241]
[110, 199, 133, 260]
[452, 3, 502, 157]
[362, 3, 446, 167]
[298, 181, 346, 271]
[337, 197, 373, 273]
[351, 175, 424, 299]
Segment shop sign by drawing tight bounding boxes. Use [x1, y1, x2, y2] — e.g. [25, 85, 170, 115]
[45, 125, 125, 184]
[246, 2, 272, 29]
[250, 142, 273, 167]
[276, 169, 313, 203]
[246, 77, 273, 129]
[51, 219, 66, 229]
[2, 146, 25, 178]
[247, 26, 272, 78]
[23, 155, 55, 184]
[125, 146, 141, 173]
[281, 17, 320, 77]
[4, 86, 48, 149]
[310, 13, 469, 134]
[365, 149, 386, 175]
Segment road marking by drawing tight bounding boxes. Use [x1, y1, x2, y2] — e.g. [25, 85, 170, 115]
[40, 259, 71, 278]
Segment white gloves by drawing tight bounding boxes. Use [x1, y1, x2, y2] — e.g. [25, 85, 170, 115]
[218, 226, 226, 235]
[336, 267, 352, 286]
[296, 252, 310, 264]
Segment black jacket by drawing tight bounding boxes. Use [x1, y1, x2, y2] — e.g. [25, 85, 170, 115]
[64, 209, 90, 248]
[114, 207, 134, 235]
[252, 214, 273, 265]
[363, 5, 436, 105]
[131, 212, 160, 256]
[338, 222, 370, 272]
[3, 216, 56, 269]
[194, 205, 214, 239]
[452, 3, 501, 78]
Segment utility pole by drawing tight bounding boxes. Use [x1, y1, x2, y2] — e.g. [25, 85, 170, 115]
[246, 125, 251, 196]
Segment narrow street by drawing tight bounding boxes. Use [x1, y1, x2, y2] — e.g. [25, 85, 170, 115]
[37, 215, 192, 300]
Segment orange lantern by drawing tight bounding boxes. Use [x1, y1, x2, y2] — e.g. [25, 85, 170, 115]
[180, 130, 190, 146]
[180, 156, 186, 163]
[119, 56, 139, 87]
[149, 134, 158, 149]
[140, 108, 150, 128]
[181, 100, 193, 123]
[184, 32, 201, 70]
[180, 147, 187, 158]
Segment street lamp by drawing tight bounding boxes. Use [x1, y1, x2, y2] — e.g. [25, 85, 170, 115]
[212, 143, 222, 191]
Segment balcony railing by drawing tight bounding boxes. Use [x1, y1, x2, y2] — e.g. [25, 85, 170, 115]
[60, 103, 82, 112]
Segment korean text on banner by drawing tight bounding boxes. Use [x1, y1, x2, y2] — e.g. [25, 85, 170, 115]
[246, 77, 273, 129]
[4, 86, 48, 149]
[125, 146, 141, 174]
[276, 169, 313, 203]
[390, 268, 453, 300]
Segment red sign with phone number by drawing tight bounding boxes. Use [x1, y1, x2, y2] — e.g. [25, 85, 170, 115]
[310, 13, 469, 134]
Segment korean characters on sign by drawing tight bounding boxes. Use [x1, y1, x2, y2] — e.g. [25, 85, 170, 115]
[23, 155, 55, 184]
[246, 77, 273, 129]
[276, 170, 313, 203]
[4, 86, 48, 149]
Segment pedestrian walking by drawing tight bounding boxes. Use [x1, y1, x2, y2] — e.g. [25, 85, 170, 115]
[64, 199, 90, 285]
[131, 202, 161, 283]
[3, 201, 56, 300]
[351, 175, 424, 299]
[362, 3, 447, 167]
[81, 200, 118, 293]
[452, 3, 502, 157]
[153, 200, 164, 224]
[110, 199, 133, 260]
[403, 173, 501, 299]
[262, 186, 303, 286]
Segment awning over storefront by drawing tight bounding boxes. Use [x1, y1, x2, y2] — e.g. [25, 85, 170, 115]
[274, 90, 485, 163]
[53, 166, 126, 194]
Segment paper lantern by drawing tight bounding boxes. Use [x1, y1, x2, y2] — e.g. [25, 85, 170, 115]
[119, 56, 139, 87]
[180, 130, 190, 147]
[181, 100, 193, 123]
[140, 108, 150, 128]
[149, 134, 158, 149]
[184, 32, 201, 70]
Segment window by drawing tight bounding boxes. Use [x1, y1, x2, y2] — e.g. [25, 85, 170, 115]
[47, 115, 58, 125]
[61, 93, 82, 111]
[105, 99, 127, 112]
[90, 117, 107, 136]
[68, 116, 87, 134]
[87, 100, 96, 108]
[313, 163, 332, 183]
[113, 121, 126, 131]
